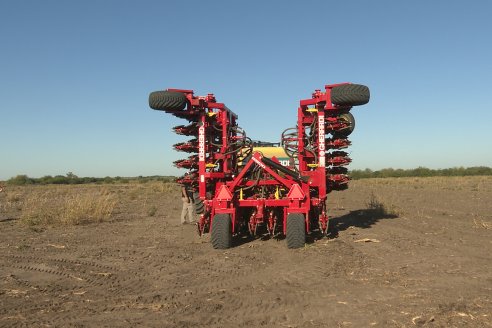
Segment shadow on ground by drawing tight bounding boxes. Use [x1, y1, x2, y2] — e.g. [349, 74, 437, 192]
[231, 208, 399, 247]
[327, 208, 399, 238]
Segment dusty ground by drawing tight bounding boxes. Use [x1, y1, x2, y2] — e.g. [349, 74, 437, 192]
[0, 177, 491, 327]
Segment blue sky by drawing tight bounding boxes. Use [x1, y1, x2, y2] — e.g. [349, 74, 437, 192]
[1, 0, 491, 179]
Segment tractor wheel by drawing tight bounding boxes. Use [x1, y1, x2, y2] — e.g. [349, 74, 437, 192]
[211, 213, 232, 249]
[193, 191, 212, 215]
[334, 112, 355, 137]
[286, 213, 305, 249]
[149, 91, 187, 111]
[193, 192, 204, 214]
[331, 84, 370, 106]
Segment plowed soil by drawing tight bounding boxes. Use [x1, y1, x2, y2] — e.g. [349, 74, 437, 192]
[1, 177, 491, 327]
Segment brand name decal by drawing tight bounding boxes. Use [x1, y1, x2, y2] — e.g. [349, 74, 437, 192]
[198, 126, 205, 161]
[252, 157, 266, 169]
[318, 115, 325, 167]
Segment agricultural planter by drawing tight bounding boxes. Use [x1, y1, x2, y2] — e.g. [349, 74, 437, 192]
[149, 83, 370, 248]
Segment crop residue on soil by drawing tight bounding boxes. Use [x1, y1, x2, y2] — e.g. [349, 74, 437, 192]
[1, 177, 491, 327]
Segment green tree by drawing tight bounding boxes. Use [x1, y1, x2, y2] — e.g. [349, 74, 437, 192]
[7, 175, 34, 185]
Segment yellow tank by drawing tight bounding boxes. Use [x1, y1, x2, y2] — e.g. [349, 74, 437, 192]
[239, 145, 292, 167]
[253, 147, 290, 167]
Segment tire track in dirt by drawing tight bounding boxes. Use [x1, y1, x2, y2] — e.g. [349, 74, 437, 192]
[1, 254, 134, 326]
[0, 235, 365, 327]
[2, 179, 491, 327]
[207, 240, 370, 325]
[3, 256, 120, 292]
[155, 241, 360, 326]
[5, 254, 117, 271]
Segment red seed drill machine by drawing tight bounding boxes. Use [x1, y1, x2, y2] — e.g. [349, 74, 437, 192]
[149, 83, 370, 248]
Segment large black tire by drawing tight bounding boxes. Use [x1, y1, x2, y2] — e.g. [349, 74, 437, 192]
[193, 192, 204, 214]
[334, 112, 355, 137]
[149, 91, 187, 111]
[331, 84, 370, 106]
[211, 214, 232, 249]
[193, 191, 212, 215]
[286, 213, 305, 249]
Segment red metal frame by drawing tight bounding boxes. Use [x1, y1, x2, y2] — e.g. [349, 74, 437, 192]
[160, 83, 358, 241]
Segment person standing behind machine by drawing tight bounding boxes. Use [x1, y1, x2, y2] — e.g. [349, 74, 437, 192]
[180, 184, 195, 224]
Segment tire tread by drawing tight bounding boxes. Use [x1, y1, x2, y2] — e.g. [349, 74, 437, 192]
[331, 84, 370, 106]
[286, 213, 305, 249]
[211, 214, 232, 249]
[149, 91, 187, 111]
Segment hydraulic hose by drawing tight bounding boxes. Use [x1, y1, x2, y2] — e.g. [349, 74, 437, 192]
[261, 156, 309, 183]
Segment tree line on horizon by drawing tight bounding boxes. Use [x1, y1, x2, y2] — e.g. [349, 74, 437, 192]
[2, 167, 491, 186]
[349, 166, 492, 179]
[3, 173, 175, 186]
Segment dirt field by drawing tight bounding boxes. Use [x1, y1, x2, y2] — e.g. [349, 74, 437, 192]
[1, 177, 491, 327]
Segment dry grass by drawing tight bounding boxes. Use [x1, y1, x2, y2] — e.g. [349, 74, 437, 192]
[20, 191, 116, 226]
[472, 215, 491, 230]
[0, 182, 180, 226]
[359, 176, 492, 192]
[20, 194, 57, 225]
[147, 205, 157, 217]
[366, 192, 403, 217]
[62, 193, 116, 225]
